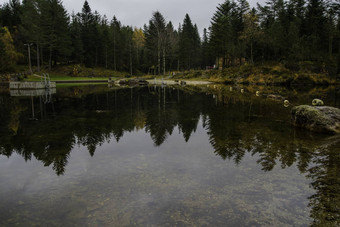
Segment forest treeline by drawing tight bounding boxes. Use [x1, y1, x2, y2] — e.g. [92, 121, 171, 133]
[0, 0, 340, 75]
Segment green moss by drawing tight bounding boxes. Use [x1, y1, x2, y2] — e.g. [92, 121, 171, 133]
[292, 105, 340, 134]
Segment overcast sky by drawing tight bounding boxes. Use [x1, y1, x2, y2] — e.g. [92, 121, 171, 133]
[1, 0, 266, 35]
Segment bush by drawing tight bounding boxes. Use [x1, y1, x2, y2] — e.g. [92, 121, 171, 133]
[285, 61, 300, 71]
[299, 61, 323, 73]
[325, 59, 338, 78]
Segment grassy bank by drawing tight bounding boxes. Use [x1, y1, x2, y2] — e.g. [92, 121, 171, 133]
[25, 74, 109, 82]
[171, 62, 339, 85]
[21, 65, 126, 82]
[17, 62, 339, 86]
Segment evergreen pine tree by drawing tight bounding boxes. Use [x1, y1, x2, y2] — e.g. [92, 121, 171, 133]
[39, 0, 71, 70]
[144, 11, 167, 75]
[70, 13, 84, 64]
[179, 14, 201, 70]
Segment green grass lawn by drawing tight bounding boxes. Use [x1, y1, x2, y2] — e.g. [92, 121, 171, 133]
[56, 82, 108, 87]
[26, 74, 111, 82]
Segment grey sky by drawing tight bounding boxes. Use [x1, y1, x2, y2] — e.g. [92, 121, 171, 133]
[1, 0, 266, 34]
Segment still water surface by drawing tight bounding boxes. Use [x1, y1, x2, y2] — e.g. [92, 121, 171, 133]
[0, 84, 339, 226]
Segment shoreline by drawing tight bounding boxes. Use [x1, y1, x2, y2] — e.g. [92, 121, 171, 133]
[145, 79, 212, 85]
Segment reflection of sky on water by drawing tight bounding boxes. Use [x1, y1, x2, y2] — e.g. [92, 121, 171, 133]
[0, 85, 339, 226]
[0, 118, 314, 226]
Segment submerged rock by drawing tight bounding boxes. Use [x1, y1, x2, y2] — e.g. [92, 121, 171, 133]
[312, 99, 324, 106]
[284, 100, 290, 108]
[291, 105, 340, 134]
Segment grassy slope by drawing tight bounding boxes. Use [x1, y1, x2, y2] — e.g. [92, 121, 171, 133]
[26, 74, 109, 82]
[20, 63, 339, 85]
[23, 65, 126, 82]
[171, 62, 339, 85]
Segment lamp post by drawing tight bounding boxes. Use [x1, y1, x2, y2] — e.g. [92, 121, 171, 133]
[24, 43, 33, 74]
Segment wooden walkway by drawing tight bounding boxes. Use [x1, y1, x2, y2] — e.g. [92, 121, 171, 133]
[10, 88, 56, 97]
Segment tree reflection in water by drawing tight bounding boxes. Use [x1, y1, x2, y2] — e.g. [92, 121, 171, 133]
[0, 85, 339, 225]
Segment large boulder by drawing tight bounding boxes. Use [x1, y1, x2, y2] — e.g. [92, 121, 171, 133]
[291, 105, 340, 134]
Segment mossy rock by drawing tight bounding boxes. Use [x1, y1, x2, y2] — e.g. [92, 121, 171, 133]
[291, 105, 340, 134]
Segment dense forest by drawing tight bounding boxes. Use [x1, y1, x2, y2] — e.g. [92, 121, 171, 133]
[0, 0, 340, 75]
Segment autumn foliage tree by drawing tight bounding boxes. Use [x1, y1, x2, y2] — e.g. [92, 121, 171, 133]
[133, 27, 145, 70]
[240, 9, 262, 64]
[0, 27, 21, 72]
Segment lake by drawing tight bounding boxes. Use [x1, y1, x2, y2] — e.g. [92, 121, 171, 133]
[0, 84, 339, 226]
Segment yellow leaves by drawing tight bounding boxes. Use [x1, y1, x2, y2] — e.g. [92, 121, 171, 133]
[240, 12, 262, 41]
[8, 102, 27, 135]
[0, 27, 22, 72]
[132, 27, 145, 49]
[1, 27, 13, 44]
[134, 111, 146, 130]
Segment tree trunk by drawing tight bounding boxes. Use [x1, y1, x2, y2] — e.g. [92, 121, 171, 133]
[189, 55, 191, 70]
[158, 39, 161, 75]
[95, 47, 98, 67]
[105, 47, 108, 69]
[136, 45, 139, 68]
[163, 47, 166, 75]
[27, 44, 32, 74]
[49, 46, 52, 71]
[250, 40, 254, 64]
[130, 42, 133, 76]
[329, 35, 333, 58]
[37, 41, 40, 72]
[113, 29, 116, 71]
[40, 46, 43, 69]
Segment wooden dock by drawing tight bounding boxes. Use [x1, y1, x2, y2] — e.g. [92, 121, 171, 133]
[10, 88, 56, 97]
